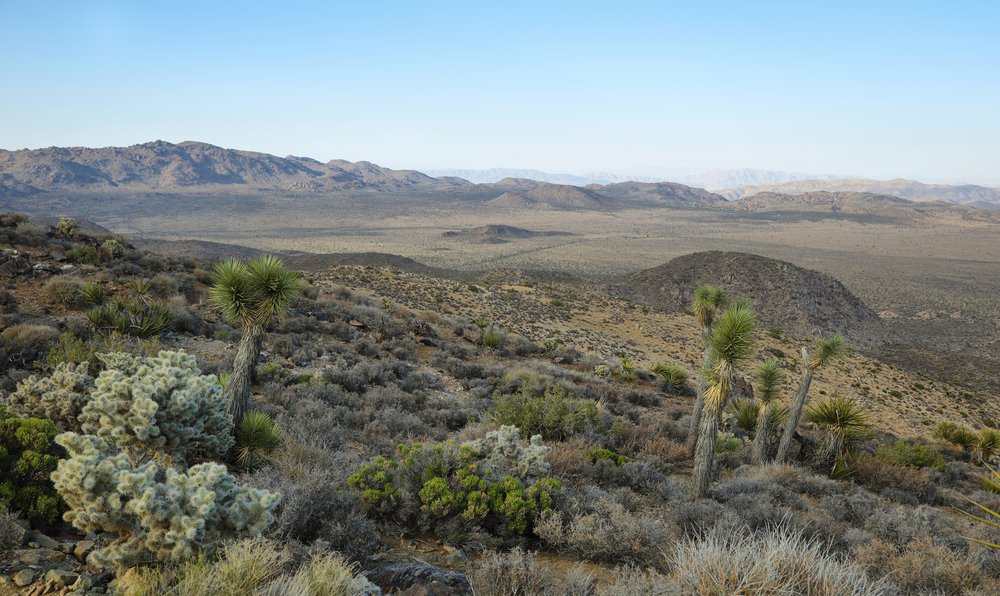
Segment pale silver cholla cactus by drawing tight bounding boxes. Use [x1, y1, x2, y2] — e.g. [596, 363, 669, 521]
[4, 362, 94, 431]
[52, 433, 280, 567]
[468, 425, 551, 479]
[80, 351, 233, 463]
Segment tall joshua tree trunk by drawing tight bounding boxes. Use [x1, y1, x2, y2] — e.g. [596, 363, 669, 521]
[776, 347, 812, 463]
[691, 300, 755, 498]
[752, 404, 772, 465]
[227, 325, 265, 426]
[686, 329, 713, 454]
[692, 383, 726, 498]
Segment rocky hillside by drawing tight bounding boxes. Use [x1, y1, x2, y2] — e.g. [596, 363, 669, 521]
[609, 251, 891, 348]
[443, 224, 572, 243]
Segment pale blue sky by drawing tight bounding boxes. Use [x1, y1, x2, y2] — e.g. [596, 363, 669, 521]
[1, 1, 998, 183]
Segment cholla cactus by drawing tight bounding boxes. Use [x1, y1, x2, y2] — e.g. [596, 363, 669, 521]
[100, 238, 126, 259]
[52, 433, 279, 567]
[467, 425, 551, 479]
[79, 351, 233, 463]
[4, 362, 94, 432]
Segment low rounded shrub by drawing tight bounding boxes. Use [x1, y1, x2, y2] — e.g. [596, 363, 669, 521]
[875, 440, 945, 470]
[0, 407, 65, 528]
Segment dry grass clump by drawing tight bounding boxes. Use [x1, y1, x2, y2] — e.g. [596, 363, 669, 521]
[469, 548, 554, 596]
[535, 497, 671, 564]
[668, 523, 893, 595]
[117, 537, 375, 596]
[854, 537, 982, 594]
[0, 504, 25, 552]
[42, 276, 87, 306]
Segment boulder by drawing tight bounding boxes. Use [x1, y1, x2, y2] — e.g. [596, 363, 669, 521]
[365, 562, 472, 596]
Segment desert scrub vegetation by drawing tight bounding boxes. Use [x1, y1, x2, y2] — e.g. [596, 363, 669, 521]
[349, 426, 560, 541]
[875, 439, 946, 470]
[0, 406, 65, 528]
[52, 350, 279, 567]
[489, 381, 607, 441]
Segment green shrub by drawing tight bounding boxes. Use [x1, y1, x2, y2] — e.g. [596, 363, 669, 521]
[87, 296, 173, 338]
[67, 245, 101, 265]
[586, 448, 632, 467]
[875, 441, 945, 470]
[349, 426, 560, 538]
[715, 432, 743, 453]
[0, 407, 66, 528]
[490, 383, 602, 441]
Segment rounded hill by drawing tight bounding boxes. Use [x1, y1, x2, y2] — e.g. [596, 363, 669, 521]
[610, 251, 891, 348]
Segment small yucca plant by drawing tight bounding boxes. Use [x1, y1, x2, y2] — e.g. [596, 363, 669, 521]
[651, 362, 689, 395]
[806, 396, 873, 474]
[234, 410, 282, 470]
[727, 399, 759, 434]
[959, 464, 1000, 550]
[480, 325, 506, 350]
[87, 297, 173, 338]
[616, 356, 638, 382]
[975, 429, 1000, 463]
[79, 281, 105, 306]
[934, 421, 978, 453]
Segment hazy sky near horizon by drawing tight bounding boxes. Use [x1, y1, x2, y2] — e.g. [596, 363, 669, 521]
[1, 1, 998, 184]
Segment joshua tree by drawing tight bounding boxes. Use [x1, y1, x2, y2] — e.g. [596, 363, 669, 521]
[775, 335, 844, 463]
[751, 358, 783, 465]
[686, 285, 727, 454]
[210, 255, 298, 426]
[692, 300, 756, 498]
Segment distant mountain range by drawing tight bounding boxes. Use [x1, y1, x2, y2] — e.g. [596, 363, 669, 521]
[423, 167, 834, 189]
[673, 168, 841, 190]
[0, 141, 725, 211]
[1, 141, 997, 212]
[720, 178, 1000, 209]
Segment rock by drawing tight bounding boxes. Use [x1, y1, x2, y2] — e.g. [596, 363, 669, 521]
[74, 540, 95, 562]
[18, 548, 67, 565]
[68, 575, 93, 591]
[45, 568, 80, 588]
[31, 533, 60, 549]
[443, 549, 468, 567]
[365, 562, 472, 596]
[13, 568, 36, 587]
[0, 257, 32, 276]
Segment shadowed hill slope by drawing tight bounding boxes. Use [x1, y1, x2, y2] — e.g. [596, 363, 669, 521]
[609, 251, 891, 348]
